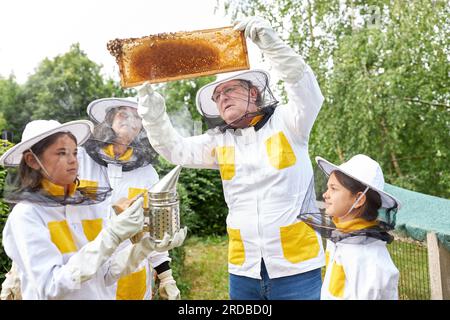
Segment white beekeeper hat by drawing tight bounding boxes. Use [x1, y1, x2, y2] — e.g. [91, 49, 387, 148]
[315, 154, 401, 210]
[0, 119, 93, 167]
[87, 97, 137, 123]
[196, 69, 271, 117]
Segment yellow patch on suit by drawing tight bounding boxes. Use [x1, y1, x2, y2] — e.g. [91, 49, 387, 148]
[78, 180, 99, 200]
[81, 219, 103, 242]
[279, 221, 320, 263]
[128, 188, 149, 209]
[103, 144, 134, 161]
[78, 179, 98, 190]
[227, 227, 245, 265]
[265, 132, 297, 170]
[116, 267, 147, 300]
[47, 220, 77, 254]
[215, 146, 235, 180]
[329, 262, 346, 298]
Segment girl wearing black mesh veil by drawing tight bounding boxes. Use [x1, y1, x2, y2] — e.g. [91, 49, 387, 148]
[81, 97, 182, 300]
[84, 98, 158, 172]
[0, 120, 146, 299]
[301, 154, 401, 300]
[1, 120, 111, 206]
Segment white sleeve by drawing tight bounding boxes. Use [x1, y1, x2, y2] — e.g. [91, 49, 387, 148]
[343, 246, 399, 300]
[3, 207, 82, 299]
[103, 242, 149, 286]
[142, 112, 219, 170]
[278, 64, 324, 143]
[148, 250, 171, 268]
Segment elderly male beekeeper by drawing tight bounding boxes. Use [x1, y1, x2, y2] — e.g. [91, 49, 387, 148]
[136, 16, 325, 300]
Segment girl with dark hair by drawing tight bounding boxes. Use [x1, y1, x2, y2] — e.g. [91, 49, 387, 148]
[0, 120, 146, 299]
[315, 154, 401, 300]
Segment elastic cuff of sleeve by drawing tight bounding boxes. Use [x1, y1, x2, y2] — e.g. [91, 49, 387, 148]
[157, 269, 173, 281]
[154, 261, 171, 274]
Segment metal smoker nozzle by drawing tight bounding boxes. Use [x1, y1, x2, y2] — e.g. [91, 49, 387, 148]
[149, 165, 182, 194]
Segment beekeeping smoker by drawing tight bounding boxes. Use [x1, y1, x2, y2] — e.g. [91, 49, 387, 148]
[136, 16, 325, 300]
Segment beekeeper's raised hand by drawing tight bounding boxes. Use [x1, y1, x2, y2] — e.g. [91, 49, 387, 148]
[234, 16, 306, 83]
[109, 197, 145, 243]
[137, 82, 166, 123]
[233, 16, 281, 51]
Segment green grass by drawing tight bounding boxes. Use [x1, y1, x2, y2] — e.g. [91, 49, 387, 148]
[181, 235, 229, 300]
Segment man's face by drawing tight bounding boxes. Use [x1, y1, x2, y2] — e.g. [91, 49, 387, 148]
[212, 80, 259, 127]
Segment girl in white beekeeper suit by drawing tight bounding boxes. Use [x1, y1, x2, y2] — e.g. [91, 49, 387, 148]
[81, 97, 185, 300]
[0, 120, 177, 299]
[315, 154, 401, 300]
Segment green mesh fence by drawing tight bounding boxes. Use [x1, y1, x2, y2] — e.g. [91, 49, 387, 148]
[388, 233, 430, 300]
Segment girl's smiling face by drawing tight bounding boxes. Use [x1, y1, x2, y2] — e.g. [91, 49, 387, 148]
[322, 171, 360, 220]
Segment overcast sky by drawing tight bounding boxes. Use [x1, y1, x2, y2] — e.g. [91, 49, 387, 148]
[0, 0, 266, 84]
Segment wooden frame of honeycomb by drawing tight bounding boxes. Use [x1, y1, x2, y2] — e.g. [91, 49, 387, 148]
[107, 26, 250, 87]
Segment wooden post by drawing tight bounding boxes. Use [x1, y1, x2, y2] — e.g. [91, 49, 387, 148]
[427, 232, 450, 300]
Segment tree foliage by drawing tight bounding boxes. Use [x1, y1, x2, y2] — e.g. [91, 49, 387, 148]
[0, 44, 128, 142]
[0, 76, 24, 142]
[0, 140, 13, 281]
[222, 0, 449, 198]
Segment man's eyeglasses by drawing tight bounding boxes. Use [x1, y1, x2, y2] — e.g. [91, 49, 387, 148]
[211, 85, 247, 103]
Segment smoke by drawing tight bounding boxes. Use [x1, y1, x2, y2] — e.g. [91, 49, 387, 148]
[168, 104, 203, 137]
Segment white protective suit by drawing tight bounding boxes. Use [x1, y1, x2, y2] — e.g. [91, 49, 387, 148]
[77, 146, 172, 300]
[321, 236, 399, 300]
[137, 17, 326, 279]
[1, 180, 142, 300]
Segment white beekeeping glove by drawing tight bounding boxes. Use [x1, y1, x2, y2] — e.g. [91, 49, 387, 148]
[108, 197, 145, 243]
[140, 226, 188, 253]
[158, 269, 180, 300]
[137, 82, 167, 124]
[0, 262, 22, 300]
[61, 197, 144, 285]
[106, 226, 187, 283]
[234, 16, 306, 83]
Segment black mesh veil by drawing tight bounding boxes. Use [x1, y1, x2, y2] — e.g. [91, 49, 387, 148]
[83, 106, 158, 171]
[297, 167, 397, 243]
[199, 71, 279, 131]
[3, 167, 112, 207]
[297, 170, 335, 239]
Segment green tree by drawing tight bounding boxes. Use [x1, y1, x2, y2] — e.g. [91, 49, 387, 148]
[0, 139, 13, 282]
[22, 43, 127, 124]
[0, 113, 6, 133]
[222, 0, 449, 197]
[159, 76, 216, 131]
[0, 76, 25, 143]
